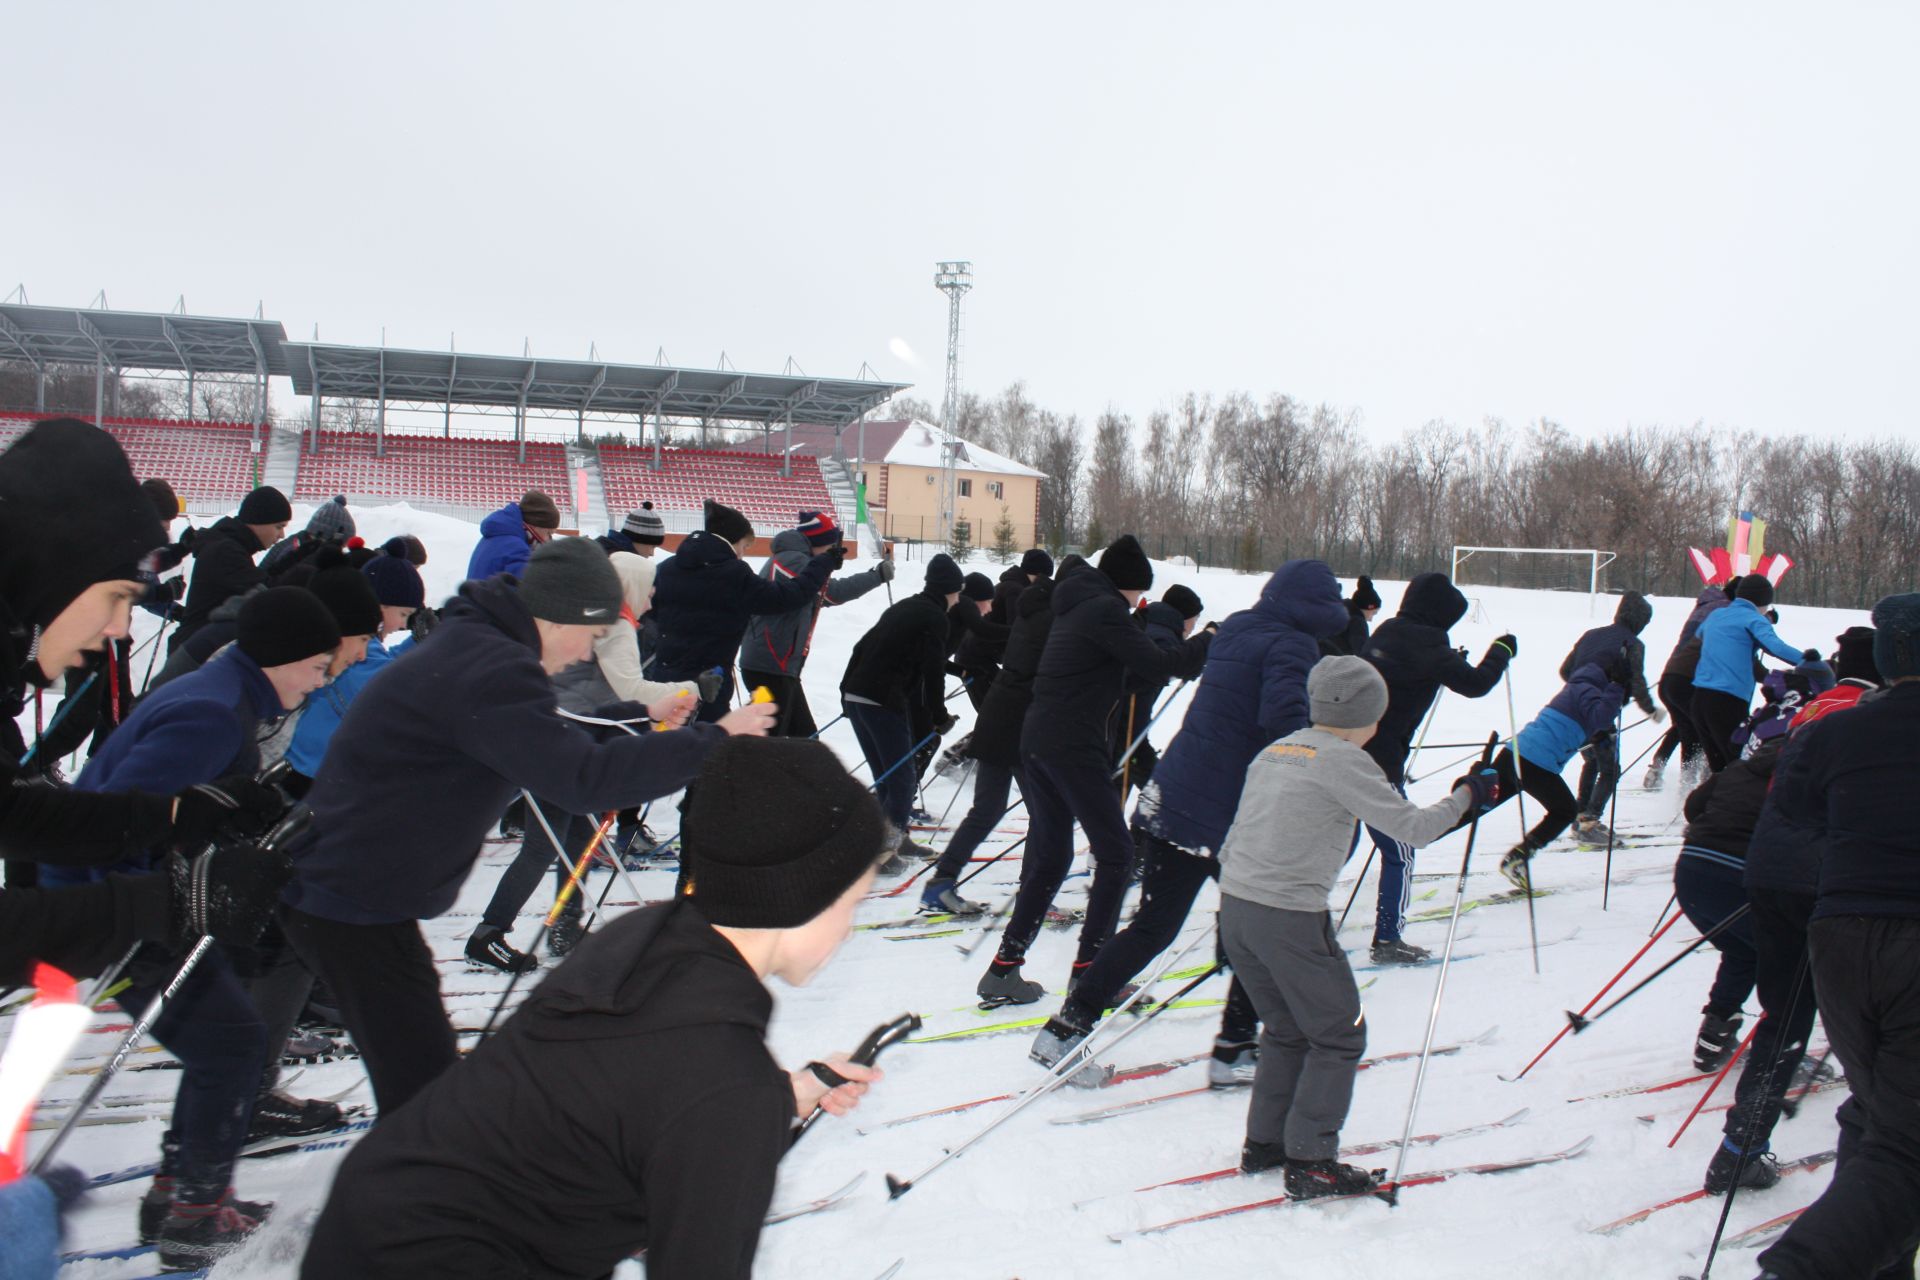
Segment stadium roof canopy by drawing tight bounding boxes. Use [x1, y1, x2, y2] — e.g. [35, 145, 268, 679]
[0, 303, 290, 417]
[282, 341, 908, 428]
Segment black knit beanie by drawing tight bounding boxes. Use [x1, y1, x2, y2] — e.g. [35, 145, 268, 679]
[963, 572, 995, 602]
[307, 565, 384, 636]
[1833, 626, 1879, 684]
[237, 486, 292, 525]
[237, 587, 341, 668]
[1020, 548, 1054, 579]
[1163, 584, 1204, 620]
[1098, 534, 1153, 592]
[682, 737, 892, 927]
[924, 554, 964, 596]
[1871, 594, 1920, 682]
[704, 499, 754, 546]
[364, 555, 426, 610]
[380, 534, 429, 566]
[1736, 575, 1775, 608]
[520, 537, 621, 625]
[1351, 575, 1382, 611]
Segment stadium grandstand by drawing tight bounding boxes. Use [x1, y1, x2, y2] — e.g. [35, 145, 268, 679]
[0, 299, 911, 541]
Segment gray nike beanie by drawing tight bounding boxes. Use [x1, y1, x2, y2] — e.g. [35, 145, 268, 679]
[519, 536, 622, 626]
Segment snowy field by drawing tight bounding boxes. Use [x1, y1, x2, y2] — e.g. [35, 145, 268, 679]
[23, 503, 1884, 1280]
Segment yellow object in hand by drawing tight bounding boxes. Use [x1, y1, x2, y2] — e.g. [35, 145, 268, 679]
[752, 686, 775, 704]
[652, 688, 696, 731]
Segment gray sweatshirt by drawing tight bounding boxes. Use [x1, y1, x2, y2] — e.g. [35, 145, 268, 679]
[1218, 727, 1472, 914]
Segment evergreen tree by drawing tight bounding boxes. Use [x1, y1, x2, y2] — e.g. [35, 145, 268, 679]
[992, 505, 1018, 564]
[947, 518, 973, 562]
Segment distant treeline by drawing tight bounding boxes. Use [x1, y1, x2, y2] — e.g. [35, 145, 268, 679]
[896, 383, 1917, 610]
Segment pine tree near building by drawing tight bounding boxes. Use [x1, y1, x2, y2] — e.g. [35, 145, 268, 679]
[992, 505, 1018, 564]
[948, 517, 973, 562]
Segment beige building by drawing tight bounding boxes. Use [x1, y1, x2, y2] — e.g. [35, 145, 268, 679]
[858, 419, 1046, 550]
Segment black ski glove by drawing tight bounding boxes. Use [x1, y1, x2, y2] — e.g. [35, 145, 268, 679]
[170, 776, 288, 850]
[166, 842, 294, 946]
[697, 668, 725, 703]
[1451, 764, 1504, 814]
[932, 711, 960, 737]
[1492, 634, 1518, 659]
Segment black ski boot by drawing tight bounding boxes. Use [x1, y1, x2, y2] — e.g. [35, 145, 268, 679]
[155, 1189, 272, 1270]
[1499, 843, 1538, 892]
[1369, 939, 1432, 965]
[466, 925, 538, 974]
[1241, 1139, 1288, 1175]
[247, 1090, 344, 1141]
[1209, 1038, 1259, 1089]
[977, 961, 1044, 1006]
[1284, 1157, 1384, 1200]
[1694, 1007, 1744, 1073]
[1703, 1139, 1781, 1194]
[1029, 1001, 1102, 1084]
[547, 909, 585, 958]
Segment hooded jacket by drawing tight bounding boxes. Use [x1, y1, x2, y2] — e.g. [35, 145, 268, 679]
[1513, 664, 1629, 774]
[300, 899, 790, 1280]
[1135, 559, 1349, 856]
[945, 595, 1010, 660]
[1560, 592, 1655, 715]
[738, 531, 887, 679]
[1679, 586, 1732, 646]
[48, 646, 285, 885]
[647, 530, 832, 682]
[839, 587, 950, 726]
[965, 576, 1059, 768]
[1693, 598, 1808, 701]
[1680, 738, 1782, 872]
[284, 576, 725, 925]
[286, 635, 394, 779]
[1020, 564, 1212, 768]
[466, 503, 537, 582]
[175, 517, 266, 649]
[1803, 683, 1920, 920]
[1359, 572, 1510, 782]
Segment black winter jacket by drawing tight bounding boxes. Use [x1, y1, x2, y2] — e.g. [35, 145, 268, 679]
[1360, 572, 1510, 782]
[647, 530, 832, 682]
[1560, 593, 1655, 715]
[1020, 566, 1211, 768]
[1681, 738, 1782, 868]
[955, 565, 1030, 669]
[967, 577, 1057, 768]
[301, 899, 791, 1280]
[839, 588, 950, 728]
[285, 576, 725, 925]
[1116, 599, 1190, 738]
[1799, 683, 1920, 920]
[1318, 602, 1372, 658]
[946, 595, 1010, 661]
[174, 518, 265, 650]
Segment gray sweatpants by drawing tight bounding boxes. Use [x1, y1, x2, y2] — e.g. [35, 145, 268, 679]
[1219, 894, 1367, 1160]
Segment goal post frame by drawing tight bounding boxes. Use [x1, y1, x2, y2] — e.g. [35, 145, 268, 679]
[1450, 546, 1619, 615]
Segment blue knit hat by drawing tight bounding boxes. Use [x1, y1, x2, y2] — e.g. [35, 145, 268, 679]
[364, 554, 425, 610]
[1870, 593, 1920, 681]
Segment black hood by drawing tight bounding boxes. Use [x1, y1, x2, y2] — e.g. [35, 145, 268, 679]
[670, 529, 740, 571]
[438, 573, 542, 655]
[521, 899, 770, 1043]
[1396, 572, 1468, 631]
[1140, 599, 1187, 635]
[1050, 560, 1120, 617]
[1614, 591, 1653, 634]
[0, 419, 164, 633]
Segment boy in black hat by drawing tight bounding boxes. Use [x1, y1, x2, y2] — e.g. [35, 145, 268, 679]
[301, 736, 890, 1280]
[979, 536, 1213, 1004]
[1318, 575, 1381, 658]
[173, 485, 293, 653]
[1110, 582, 1205, 797]
[281, 536, 774, 1117]
[841, 553, 965, 865]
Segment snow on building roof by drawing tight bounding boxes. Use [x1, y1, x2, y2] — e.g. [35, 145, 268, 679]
[884, 419, 1048, 480]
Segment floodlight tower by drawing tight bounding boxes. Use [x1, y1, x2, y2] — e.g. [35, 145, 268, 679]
[934, 260, 973, 543]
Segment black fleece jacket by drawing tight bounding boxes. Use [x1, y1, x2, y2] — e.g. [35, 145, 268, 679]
[840, 588, 950, 728]
[284, 576, 725, 924]
[967, 575, 1057, 768]
[301, 899, 791, 1280]
[1360, 572, 1509, 782]
[175, 517, 265, 648]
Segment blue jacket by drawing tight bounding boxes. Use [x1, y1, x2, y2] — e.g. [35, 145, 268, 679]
[1514, 664, 1627, 774]
[284, 576, 725, 925]
[1693, 598, 1807, 700]
[646, 529, 831, 684]
[51, 647, 284, 883]
[1135, 560, 1348, 856]
[466, 504, 534, 581]
[286, 636, 394, 778]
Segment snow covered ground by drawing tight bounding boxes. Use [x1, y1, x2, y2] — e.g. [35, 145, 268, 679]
[22, 504, 1883, 1279]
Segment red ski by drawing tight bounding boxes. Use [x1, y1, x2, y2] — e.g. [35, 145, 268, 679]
[1588, 1149, 1836, 1235]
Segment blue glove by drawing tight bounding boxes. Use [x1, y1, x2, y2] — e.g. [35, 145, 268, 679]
[1452, 765, 1503, 814]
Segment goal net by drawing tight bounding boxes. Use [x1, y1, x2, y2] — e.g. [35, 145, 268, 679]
[1450, 546, 1617, 614]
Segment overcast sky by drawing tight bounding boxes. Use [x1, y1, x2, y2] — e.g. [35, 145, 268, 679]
[6, 2, 1915, 444]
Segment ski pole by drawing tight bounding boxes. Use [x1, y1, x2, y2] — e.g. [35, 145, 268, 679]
[139, 617, 175, 695]
[956, 892, 1016, 958]
[1334, 840, 1379, 932]
[31, 804, 313, 1173]
[1500, 910, 1683, 1082]
[1109, 678, 1190, 783]
[1386, 732, 1498, 1204]
[927, 758, 976, 835]
[1602, 716, 1623, 911]
[1504, 670, 1530, 852]
[791, 1012, 921, 1145]
[17, 671, 98, 768]
[954, 833, 1028, 891]
[809, 710, 848, 740]
[1566, 904, 1751, 1033]
[1649, 891, 1678, 938]
[521, 792, 654, 921]
[1117, 695, 1139, 798]
[1402, 691, 1444, 777]
[869, 732, 940, 793]
[1667, 1020, 1761, 1150]
[886, 926, 1213, 1199]
[479, 811, 619, 1040]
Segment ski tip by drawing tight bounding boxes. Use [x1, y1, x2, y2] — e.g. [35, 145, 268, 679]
[1565, 1011, 1590, 1033]
[885, 1173, 912, 1200]
[1470, 1025, 1501, 1044]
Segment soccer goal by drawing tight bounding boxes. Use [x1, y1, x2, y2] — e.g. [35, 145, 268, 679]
[1450, 546, 1618, 615]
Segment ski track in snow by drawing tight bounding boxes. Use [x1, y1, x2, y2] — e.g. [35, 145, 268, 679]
[16, 505, 1871, 1279]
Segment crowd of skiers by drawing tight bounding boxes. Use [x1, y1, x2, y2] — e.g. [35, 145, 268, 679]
[1, 413, 1914, 1280]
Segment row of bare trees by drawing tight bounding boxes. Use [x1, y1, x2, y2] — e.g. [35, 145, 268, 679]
[893, 384, 1917, 609]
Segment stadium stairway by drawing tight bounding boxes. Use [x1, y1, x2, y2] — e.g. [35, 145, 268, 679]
[259, 424, 302, 503]
[567, 443, 610, 534]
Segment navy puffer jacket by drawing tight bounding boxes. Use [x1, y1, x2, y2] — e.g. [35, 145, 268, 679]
[1134, 560, 1348, 856]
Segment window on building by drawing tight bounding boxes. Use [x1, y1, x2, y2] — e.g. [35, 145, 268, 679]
[957, 478, 973, 498]
[987, 480, 1003, 499]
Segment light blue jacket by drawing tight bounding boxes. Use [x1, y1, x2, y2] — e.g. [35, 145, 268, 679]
[1693, 599, 1806, 700]
[287, 636, 394, 777]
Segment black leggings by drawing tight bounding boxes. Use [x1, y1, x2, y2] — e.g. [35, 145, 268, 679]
[1650, 673, 1701, 769]
[1498, 749, 1579, 849]
[1692, 687, 1753, 772]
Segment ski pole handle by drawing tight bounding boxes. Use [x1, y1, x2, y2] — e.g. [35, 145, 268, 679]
[793, 1012, 922, 1144]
